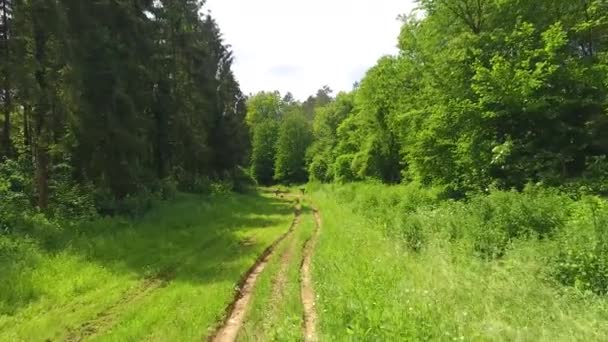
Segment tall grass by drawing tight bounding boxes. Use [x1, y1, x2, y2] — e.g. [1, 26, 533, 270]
[310, 182, 608, 340]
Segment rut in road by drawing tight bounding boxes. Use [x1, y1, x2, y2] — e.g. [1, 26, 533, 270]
[269, 218, 300, 307]
[65, 268, 175, 342]
[301, 209, 321, 342]
[209, 203, 302, 342]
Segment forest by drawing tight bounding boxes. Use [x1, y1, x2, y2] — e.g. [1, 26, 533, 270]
[2, 0, 608, 341]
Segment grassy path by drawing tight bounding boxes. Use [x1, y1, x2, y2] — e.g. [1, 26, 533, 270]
[1, 192, 296, 341]
[212, 193, 323, 342]
[210, 204, 302, 342]
[236, 196, 317, 342]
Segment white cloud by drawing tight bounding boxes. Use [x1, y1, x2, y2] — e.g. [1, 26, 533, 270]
[204, 0, 416, 100]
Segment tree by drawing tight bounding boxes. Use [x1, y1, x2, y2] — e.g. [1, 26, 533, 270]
[246, 91, 282, 126]
[0, 0, 13, 157]
[1, 0, 248, 209]
[274, 109, 312, 183]
[303, 0, 608, 193]
[250, 119, 278, 185]
[246, 91, 283, 184]
[302, 85, 333, 120]
[307, 92, 354, 182]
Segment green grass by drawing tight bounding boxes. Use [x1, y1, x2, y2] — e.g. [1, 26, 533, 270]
[238, 203, 314, 342]
[310, 184, 608, 341]
[0, 191, 295, 341]
[5, 183, 607, 341]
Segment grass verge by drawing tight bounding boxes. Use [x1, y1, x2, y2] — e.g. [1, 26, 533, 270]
[310, 184, 608, 341]
[0, 191, 294, 341]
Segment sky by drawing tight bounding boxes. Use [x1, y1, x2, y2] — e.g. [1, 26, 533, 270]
[204, 0, 417, 100]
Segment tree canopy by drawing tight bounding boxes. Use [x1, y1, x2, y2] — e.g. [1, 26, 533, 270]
[244, 0, 608, 195]
[2, 0, 607, 211]
[0, 0, 249, 208]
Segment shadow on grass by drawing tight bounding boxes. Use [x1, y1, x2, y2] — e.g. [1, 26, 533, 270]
[1, 190, 296, 315]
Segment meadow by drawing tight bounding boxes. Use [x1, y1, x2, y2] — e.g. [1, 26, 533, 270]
[309, 182, 608, 341]
[0, 192, 295, 341]
[3, 183, 608, 341]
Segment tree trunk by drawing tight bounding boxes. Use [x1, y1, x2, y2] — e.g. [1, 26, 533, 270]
[23, 104, 30, 148]
[1, 89, 10, 156]
[35, 142, 48, 209]
[32, 7, 49, 209]
[1, 0, 12, 157]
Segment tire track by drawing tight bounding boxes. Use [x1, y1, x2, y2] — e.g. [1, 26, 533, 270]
[270, 217, 301, 307]
[208, 204, 302, 342]
[64, 231, 229, 342]
[65, 268, 175, 342]
[301, 208, 321, 342]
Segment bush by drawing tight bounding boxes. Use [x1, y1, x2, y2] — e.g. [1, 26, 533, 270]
[395, 215, 427, 252]
[48, 182, 97, 223]
[331, 183, 572, 260]
[466, 186, 570, 259]
[211, 180, 234, 195]
[0, 159, 34, 234]
[309, 157, 331, 183]
[117, 191, 159, 217]
[558, 157, 608, 198]
[159, 177, 178, 200]
[551, 197, 608, 295]
[328, 182, 441, 252]
[94, 187, 160, 217]
[342, 182, 440, 219]
[229, 167, 257, 193]
[333, 154, 356, 183]
[317, 182, 608, 297]
[172, 166, 212, 194]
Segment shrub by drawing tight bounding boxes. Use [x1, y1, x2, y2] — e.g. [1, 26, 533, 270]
[118, 190, 161, 217]
[211, 180, 234, 195]
[551, 197, 608, 295]
[159, 177, 178, 200]
[48, 182, 97, 223]
[94, 187, 160, 217]
[308, 157, 331, 183]
[0, 159, 34, 234]
[229, 167, 257, 194]
[466, 186, 570, 259]
[395, 215, 427, 252]
[333, 154, 356, 183]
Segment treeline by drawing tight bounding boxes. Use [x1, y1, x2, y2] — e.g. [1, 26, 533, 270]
[0, 1, 249, 215]
[250, 0, 608, 195]
[246, 90, 327, 185]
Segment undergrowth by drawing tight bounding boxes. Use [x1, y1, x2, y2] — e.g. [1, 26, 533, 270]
[310, 182, 608, 340]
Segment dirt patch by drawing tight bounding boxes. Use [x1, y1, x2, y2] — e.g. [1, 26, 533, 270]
[301, 209, 321, 342]
[208, 205, 301, 342]
[65, 268, 175, 342]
